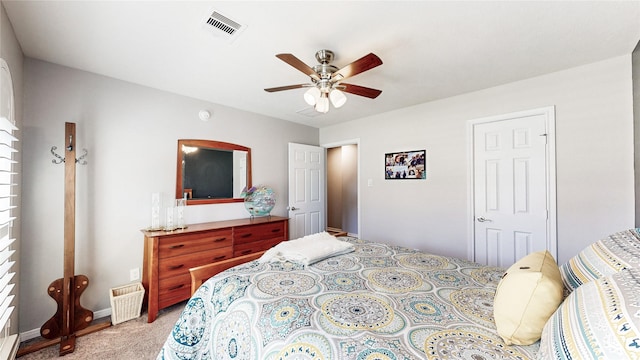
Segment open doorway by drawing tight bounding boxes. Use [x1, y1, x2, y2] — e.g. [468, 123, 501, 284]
[326, 144, 358, 237]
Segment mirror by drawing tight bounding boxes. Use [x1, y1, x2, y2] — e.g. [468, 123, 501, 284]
[176, 139, 251, 205]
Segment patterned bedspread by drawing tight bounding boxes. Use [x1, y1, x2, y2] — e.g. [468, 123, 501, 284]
[158, 237, 539, 359]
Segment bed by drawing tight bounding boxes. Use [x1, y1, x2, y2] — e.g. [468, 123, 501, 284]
[157, 231, 640, 360]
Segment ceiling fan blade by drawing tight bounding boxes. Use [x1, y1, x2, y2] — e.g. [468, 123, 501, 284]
[264, 84, 309, 92]
[276, 54, 320, 81]
[340, 83, 382, 99]
[331, 53, 383, 81]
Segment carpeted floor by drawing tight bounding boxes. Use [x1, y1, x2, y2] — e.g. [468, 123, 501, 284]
[17, 302, 184, 359]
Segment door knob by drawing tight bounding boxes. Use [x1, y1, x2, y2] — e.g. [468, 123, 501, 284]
[288, 206, 299, 211]
[477, 217, 492, 222]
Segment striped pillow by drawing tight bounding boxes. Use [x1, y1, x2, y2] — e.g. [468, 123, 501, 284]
[538, 268, 640, 360]
[559, 228, 640, 292]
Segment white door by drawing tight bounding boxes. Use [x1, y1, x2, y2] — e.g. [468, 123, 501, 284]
[288, 143, 325, 239]
[471, 107, 556, 267]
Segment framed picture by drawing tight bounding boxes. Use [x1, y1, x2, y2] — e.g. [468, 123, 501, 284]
[385, 149, 426, 179]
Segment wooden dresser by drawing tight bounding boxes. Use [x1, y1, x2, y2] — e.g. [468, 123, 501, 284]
[141, 216, 288, 322]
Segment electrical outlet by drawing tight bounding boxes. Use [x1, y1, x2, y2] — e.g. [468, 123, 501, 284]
[130, 268, 140, 281]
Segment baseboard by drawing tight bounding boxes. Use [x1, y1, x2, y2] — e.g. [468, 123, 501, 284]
[93, 308, 113, 322]
[19, 307, 111, 342]
[18, 328, 39, 343]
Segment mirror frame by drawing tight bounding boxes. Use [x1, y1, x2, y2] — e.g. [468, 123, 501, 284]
[176, 139, 252, 205]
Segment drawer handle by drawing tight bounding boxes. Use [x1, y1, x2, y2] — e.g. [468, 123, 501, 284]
[168, 264, 184, 270]
[271, 229, 281, 233]
[169, 244, 185, 249]
[168, 284, 184, 291]
[240, 250, 252, 255]
[213, 237, 227, 242]
[241, 233, 253, 238]
[212, 255, 226, 261]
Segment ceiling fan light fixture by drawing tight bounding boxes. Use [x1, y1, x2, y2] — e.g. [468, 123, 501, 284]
[264, 49, 383, 115]
[315, 93, 330, 113]
[329, 89, 347, 108]
[304, 87, 320, 106]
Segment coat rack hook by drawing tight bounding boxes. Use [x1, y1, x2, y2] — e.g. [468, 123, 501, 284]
[76, 149, 88, 165]
[51, 146, 65, 164]
[51, 146, 88, 165]
[67, 135, 73, 151]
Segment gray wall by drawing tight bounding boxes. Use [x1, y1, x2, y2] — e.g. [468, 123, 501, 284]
[19, 58, 318, 333]
[326, 145, 358, 234]
[341, 144, 358, 234]
[634, 41, 640, 227]
[327, 147, 342, 229]
[321, 55, 635, 266]
[0, 1, 22, 338]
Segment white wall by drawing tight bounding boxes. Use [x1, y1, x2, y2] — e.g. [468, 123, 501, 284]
[19, 58, 318, 333]
[321, 55, 635, 265]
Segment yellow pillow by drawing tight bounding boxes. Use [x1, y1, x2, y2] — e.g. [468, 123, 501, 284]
[493, 250, 564, 345]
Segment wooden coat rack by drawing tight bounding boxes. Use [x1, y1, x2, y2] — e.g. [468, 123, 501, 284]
[18, 122, 110, 357]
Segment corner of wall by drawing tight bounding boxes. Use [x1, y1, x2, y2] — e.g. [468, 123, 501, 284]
[632, 40, 640, 227]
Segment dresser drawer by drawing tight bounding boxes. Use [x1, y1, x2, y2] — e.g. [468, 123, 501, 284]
[158, 273, 191, 308]
[143, 216, 288, 323]
[234, 222, 285, 245]
[159, 230, 232, 259]
[158, 247, 233, 279]
[234, 238, 283, 257]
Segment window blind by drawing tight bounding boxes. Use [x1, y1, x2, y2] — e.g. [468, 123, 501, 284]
[0, 59, 17, 358]
[0, 116, 16, 349]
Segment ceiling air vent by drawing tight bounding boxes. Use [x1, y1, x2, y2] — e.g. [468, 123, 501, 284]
[296, 107, 324, 117]
[203, 10, 246, 43]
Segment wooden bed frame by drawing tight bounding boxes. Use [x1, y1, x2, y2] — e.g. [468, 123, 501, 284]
[189, 251, 266, 295]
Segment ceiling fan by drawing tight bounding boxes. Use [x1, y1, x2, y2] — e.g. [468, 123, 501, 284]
[264, 49, 383, 113]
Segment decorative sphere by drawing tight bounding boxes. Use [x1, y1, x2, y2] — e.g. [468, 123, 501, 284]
[244, 187, 275, 217]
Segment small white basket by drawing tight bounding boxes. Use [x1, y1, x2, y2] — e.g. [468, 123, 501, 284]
[110, 282, 145, 325]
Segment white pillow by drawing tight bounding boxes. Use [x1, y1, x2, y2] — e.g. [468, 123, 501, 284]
[259, 232, 354, 265]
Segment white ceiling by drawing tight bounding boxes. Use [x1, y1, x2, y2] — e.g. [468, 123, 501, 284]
[3, 1, 640, 128]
